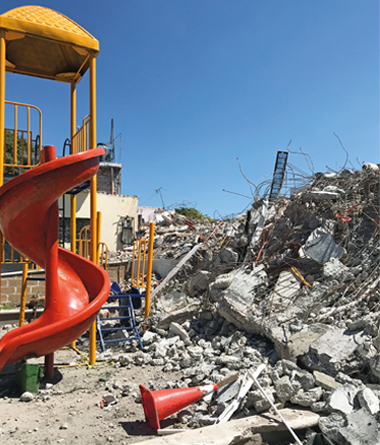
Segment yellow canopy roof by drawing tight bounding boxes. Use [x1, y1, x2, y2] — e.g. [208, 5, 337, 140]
[0, 6, 99, 83]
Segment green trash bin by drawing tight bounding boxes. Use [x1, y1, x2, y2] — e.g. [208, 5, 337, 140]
[15, 362, 44, 394]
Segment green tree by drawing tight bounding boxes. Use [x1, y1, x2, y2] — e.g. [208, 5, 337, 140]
[175, 207, 217, 223]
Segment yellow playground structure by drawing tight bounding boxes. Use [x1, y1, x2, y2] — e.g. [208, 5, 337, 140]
[0, 6, 155, 366]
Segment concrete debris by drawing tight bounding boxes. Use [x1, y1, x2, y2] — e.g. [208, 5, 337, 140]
[304, 229, 345, 264]
[19, 391, 34, 402]
[102, 161, 379, 441]
[357, 387, 380, 416]
[327, 384, 359, 416]
[134, 408, 319, 445]
[340, 408, 380, 445]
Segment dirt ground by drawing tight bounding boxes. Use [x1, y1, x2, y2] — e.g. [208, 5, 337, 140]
[0, 346, 183, 445]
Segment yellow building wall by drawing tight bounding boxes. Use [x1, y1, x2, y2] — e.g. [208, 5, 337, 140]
[59, 191, 139, 251]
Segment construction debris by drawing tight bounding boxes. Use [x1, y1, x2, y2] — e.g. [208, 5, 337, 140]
[108, 161, 379, 442]
[1, 159, 379, 444]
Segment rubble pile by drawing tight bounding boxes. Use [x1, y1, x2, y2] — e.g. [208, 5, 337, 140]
[101, 162, 380, 443]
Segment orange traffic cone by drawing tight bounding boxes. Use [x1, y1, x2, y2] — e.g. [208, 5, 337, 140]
[140, 383, 217, 431]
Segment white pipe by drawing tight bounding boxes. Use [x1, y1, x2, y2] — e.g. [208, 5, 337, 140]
[249, 369, 303, 445]
[217, 364, 266, 424]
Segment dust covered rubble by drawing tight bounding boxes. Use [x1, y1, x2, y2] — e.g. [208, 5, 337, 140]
[106, 163, 379, 444]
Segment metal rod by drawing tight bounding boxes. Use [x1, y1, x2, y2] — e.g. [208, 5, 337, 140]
[144, 222, 155, 322]
[19, 263, 28, 327]
[89, 56, 97, 367]
[0, 30, 6, 186]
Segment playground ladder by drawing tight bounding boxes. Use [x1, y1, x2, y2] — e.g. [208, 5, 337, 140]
[97, 281, 143, 351]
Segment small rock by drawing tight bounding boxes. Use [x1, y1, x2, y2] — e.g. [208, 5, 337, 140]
[290, 387, 323, 407]
[357, 387, 380, 415]
[313, 370, 341, 391]
[274, 376, 298, 403]
[20, 392, 34, 402]
[328, 384, 359, 416]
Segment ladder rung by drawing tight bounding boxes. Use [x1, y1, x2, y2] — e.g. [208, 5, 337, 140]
[99, 316, 134, 321]
[103, 337, 140, 344]
[100, 326, 136, 332]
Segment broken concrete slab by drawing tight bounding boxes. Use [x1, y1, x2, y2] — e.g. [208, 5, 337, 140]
[290, 387, 323, 407]
[313, 370, 341, 391]
[369, 353, 380, 379]
[306, 328, 371, 375]
[185, 270, 211, 297]
[151, 243, 203, 301]
[169, 322, 190, 343]
[278, 323, 331, 361]
[304, 228, 344, 264]
[328, 384, 359, 416]
[318, 412, 346, 444]
[227, 432, 262, 445]
[323, 258, 351, 281]
[157, 301, 201, 330]
[245, 200, 269, 260]
[135, 409, 319, 445]
[340, 408, 380, 445]
[357, 387, 380, 415]
[216, 268, 268, 335]
[269, 270, 301, 306]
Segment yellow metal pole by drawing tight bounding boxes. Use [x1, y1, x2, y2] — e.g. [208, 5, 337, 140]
[144, 222, 155, 323]
[13, 105, 17, 174]
[19, 263, 28, 327]
[96, 211, 101, 265]
[70, 82, 77, 349]
[89, 57, 97, 366]
[0, 233, 2, 306]
[0, 30, 6, 187]
[70, 82, 77, 254]
[27, 107, 31, 166]
[136, 240, 142, 287]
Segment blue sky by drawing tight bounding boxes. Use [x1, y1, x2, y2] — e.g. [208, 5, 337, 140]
[2, 1, 379, 218]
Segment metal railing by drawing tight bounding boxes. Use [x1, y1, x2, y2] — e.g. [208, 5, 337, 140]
[131, 239, 149, 288]
[78, 225, 91, 260]
[97, 242, 108, 270]
[4, 101, 42, 174]
[130, 223, 155, 322]
[72, 115, 90, 153]
[77, 225, 108, 270]
[1, 101, 42, 267]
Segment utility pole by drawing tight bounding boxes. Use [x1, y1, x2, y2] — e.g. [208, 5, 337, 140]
[155, 187, 165, 210]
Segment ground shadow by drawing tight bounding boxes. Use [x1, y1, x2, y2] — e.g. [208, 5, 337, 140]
[0, 362, 63, 397]
[120, 417, 178, 436]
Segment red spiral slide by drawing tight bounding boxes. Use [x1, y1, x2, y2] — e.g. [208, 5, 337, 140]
[0, 146, 110, 372]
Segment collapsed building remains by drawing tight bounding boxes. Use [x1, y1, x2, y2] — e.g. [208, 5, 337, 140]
[103, 160, 379, 444]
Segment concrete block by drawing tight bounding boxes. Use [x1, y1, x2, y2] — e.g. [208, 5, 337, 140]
[313, 370, 341, 391]
[169, 322, 190, 342]
[304, 228, 344, 264]
[308, 328, 370, 375]
[269, 271, 301, 310]
[328, 384, 359, 416]
[136, 408, 319, 445]
[279, 323, 331, 361]
[274, 376, 298, 403]
[369, 354, 380, 379]
[185, 270, 211, 297]
[357, 388, 380, 415]
[290, 387, 323, 407]
[340, 408, 380, 445]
